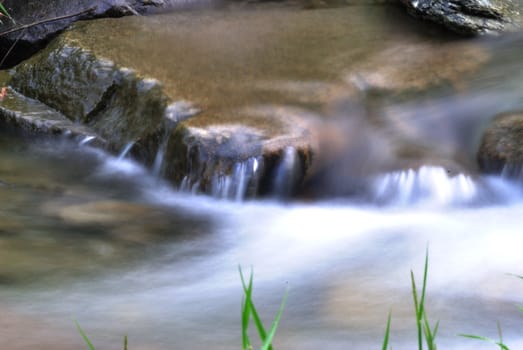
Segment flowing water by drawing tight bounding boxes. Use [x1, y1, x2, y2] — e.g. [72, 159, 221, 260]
[3, 3, 523, 350]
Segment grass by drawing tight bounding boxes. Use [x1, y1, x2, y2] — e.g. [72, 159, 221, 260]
[75, 267, 287, 350]
[382, 248, 439, 350]
[0, 3, 13, 23]
[74, 252, 522, 350]
[239, 266, 288, 350]
[459, 274, 523, 349]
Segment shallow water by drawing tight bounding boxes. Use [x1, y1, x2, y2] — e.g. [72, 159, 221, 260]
[4, 3, 523, 350]
[0, 129, 522, 350]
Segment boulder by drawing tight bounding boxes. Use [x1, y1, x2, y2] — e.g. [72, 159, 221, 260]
[398, 0, 520, 35]
[0, 0, 174, 68]
[478, 112, 523, 173]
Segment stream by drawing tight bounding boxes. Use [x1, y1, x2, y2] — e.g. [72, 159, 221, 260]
[2, 3, 523, 350]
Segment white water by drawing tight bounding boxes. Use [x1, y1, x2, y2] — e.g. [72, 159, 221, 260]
[1, 139, 521, 350]
[4, 11, 523, 349]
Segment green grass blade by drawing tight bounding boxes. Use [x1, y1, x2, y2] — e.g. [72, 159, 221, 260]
[0, 3, 13, 21]
[410, 270, 422, 350]
[260, 287, 288, 350]
[422, 311, 438, 350]
[75, 321, 96, 350]
[459, 334, 510, 350]
[239, 266, 253, 350]
[124, 335, 128, 350]
[516, 305, 523, 314]
[250, 300, 269, 345]
[419, 248, 429, 320]
[432, 320, 440, 340]
[239, 266, 271, 348]
[381, 311, 392, 350]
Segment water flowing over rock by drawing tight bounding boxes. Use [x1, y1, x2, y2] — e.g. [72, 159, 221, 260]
[0, 4, 507, 200]
[398, 0, 520, 35]
[371, 165, 478, 206]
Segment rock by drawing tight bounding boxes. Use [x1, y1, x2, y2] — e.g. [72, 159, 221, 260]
[9, 35, 171, 156]
[164, 108, 313, 197]
[6, 10, 319, 198]
[478, 112, 523, 173]
[0, 0, 176, 68]
[0, 85, 102, 143]
[398, 0, 520, 35]
[5, 5, 497, 199]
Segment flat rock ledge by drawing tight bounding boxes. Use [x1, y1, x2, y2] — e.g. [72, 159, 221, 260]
[398, 0, 520, 35]
[1, 33, 313, 199]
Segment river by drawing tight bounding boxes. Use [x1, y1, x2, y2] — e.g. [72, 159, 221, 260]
[2, 2, 523, 350]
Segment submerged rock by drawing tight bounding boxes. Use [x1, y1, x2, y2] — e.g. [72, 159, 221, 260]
[398, 0, 520, 35]
[478, 112, 523, 172]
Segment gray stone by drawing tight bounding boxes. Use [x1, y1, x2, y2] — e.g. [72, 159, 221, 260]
[0, 0, 177, 68]
[398, 0, 520, 35]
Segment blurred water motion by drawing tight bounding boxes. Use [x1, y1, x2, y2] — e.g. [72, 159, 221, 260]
[2, 4, 523, 350]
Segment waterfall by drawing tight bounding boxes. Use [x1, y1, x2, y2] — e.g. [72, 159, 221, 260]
[501, 163, 523, 180]
[272, 147, 301, 198]
[210, 157, 262, 201]
[154, 101, 200, 178]
[117, 141, 135, 160]
[178, 156, 263, 201]
[79, 135, 96, 147]
[180, 175, 200, 194]
[371, 166, 478, 206]
[152, 122, 177, 178]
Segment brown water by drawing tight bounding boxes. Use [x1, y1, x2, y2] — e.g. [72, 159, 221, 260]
[3, 3, 523, 350]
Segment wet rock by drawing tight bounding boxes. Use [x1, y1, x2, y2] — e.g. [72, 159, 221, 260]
[399, 0, 520, 35]
[6, 5, 494, 199]
[0, 84, 101, 142]
[10, 36, 170, 155]
[478, 112, 523, 172]
[166, 108, 313, 197]
[0, 0, 178, 68]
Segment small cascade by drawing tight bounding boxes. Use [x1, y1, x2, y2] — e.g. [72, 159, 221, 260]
[501, 163, 523, 180]
[210, 157, 262, 201]
[79, 135, 96, 147]
[272, 147, 302, 198]
[179, 157, 263, 201]
[372, 166, 478, 206]
[117, 141, 135, 160]
[153, 101, 200, 178]
[152, 124, 176, 178]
